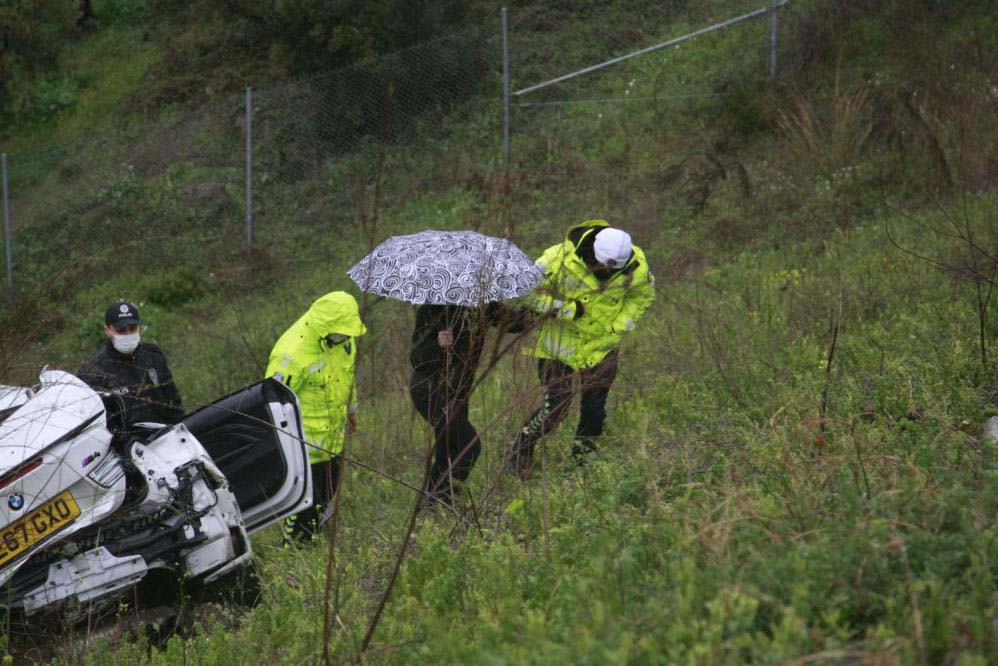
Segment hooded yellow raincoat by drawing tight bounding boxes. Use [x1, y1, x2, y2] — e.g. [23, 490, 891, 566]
[266, 292, 367, 463]
[528, 220, 655, 370]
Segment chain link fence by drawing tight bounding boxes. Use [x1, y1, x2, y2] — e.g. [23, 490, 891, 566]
[250, 24, 504, 259]
[0, 0, 818, 536]
[0, 1, 808, 379]
[503, 1, 796, 234]
[0, 19, 519, 292]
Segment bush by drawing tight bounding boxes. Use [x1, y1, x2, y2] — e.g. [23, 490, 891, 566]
[144, 265, 205, 308]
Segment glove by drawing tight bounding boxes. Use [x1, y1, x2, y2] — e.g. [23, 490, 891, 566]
[551, 299, 584, 320]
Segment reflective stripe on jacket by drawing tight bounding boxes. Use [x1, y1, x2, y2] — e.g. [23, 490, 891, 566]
[528, 220, 655, 369]
[265, 292, 366, 463]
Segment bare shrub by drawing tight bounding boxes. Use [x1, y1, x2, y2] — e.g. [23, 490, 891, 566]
[886, 195, 997, 372]
[773, 79, 873, 178]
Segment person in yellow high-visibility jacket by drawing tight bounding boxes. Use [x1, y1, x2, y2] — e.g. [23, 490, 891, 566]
[506, 220, 655, 477]
[266, 291, 367, 542]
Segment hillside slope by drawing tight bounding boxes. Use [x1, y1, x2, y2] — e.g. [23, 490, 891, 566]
[1, 1, 996, 663]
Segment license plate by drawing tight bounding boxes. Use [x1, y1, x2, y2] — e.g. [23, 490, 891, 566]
[0, 491, 81, 567]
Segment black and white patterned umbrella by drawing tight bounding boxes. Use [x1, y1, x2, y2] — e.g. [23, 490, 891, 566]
[347, 230, 542, 306]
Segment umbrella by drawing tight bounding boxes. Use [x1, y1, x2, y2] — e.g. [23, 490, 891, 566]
[347, 230, 542, 306]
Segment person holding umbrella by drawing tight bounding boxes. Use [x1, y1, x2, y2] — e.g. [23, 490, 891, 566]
[266, 291, 367, 543]
[506, 220, 655, 477]
[349, 230, 542, 507]
[409, 302, 529, 507]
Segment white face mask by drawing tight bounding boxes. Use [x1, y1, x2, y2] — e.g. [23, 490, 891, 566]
[112, 331, 140, 354]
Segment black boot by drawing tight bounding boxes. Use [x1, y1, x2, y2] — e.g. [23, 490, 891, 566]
[503, 444, 534, 480]
[422, 474, 457, 510]
[571, 438, 598, 467]
[282, 503, 324, 546]
[420, 488, 455, 510]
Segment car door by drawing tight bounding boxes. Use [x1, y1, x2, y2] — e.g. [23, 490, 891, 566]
[181, 379, 312, 533]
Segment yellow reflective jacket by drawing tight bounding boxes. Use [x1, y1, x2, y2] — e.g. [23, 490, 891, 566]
[528, 220, 655, 369]
[265, 292, 367, 463]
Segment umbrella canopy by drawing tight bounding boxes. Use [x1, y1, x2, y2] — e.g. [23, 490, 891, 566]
[347, 230, 543, 306]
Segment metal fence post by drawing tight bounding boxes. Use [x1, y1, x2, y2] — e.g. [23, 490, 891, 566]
[2, 153, 11, 292]
[502, 7, 510, 169]
[245, 87, 253, 247]
[769, 0, 778, 79]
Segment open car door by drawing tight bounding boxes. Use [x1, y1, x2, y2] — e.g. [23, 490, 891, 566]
[182, 379, 312, 533]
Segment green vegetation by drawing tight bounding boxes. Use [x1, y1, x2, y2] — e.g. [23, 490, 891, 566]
[1, 0, 996, 662]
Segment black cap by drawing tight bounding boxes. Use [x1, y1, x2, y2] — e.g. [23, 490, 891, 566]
[105, 300, 140, 328]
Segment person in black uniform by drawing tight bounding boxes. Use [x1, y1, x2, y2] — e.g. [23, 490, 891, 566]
[410, 302, 529, 507]
[78, 300, 184, 434]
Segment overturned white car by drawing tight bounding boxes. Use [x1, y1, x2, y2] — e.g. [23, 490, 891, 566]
[0, 370, 312, 621]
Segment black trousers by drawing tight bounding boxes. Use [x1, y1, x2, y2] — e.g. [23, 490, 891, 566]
[410, 372, 480, 497]
[285, 456, 341, 542]
[509, 348, 619, 466]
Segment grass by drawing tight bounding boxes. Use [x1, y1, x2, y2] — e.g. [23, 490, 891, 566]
[1, 0, 996, 663]
[24, 201, 996, 663]
[3, 22, 158, 158]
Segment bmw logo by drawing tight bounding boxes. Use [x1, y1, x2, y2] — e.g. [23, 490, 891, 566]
[8, 494, 24, 511]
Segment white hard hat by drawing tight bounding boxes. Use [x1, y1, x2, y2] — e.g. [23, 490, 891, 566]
[593, 228, 632, 268]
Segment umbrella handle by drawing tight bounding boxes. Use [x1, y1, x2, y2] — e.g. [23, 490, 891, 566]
[444, 345, 451, 420]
